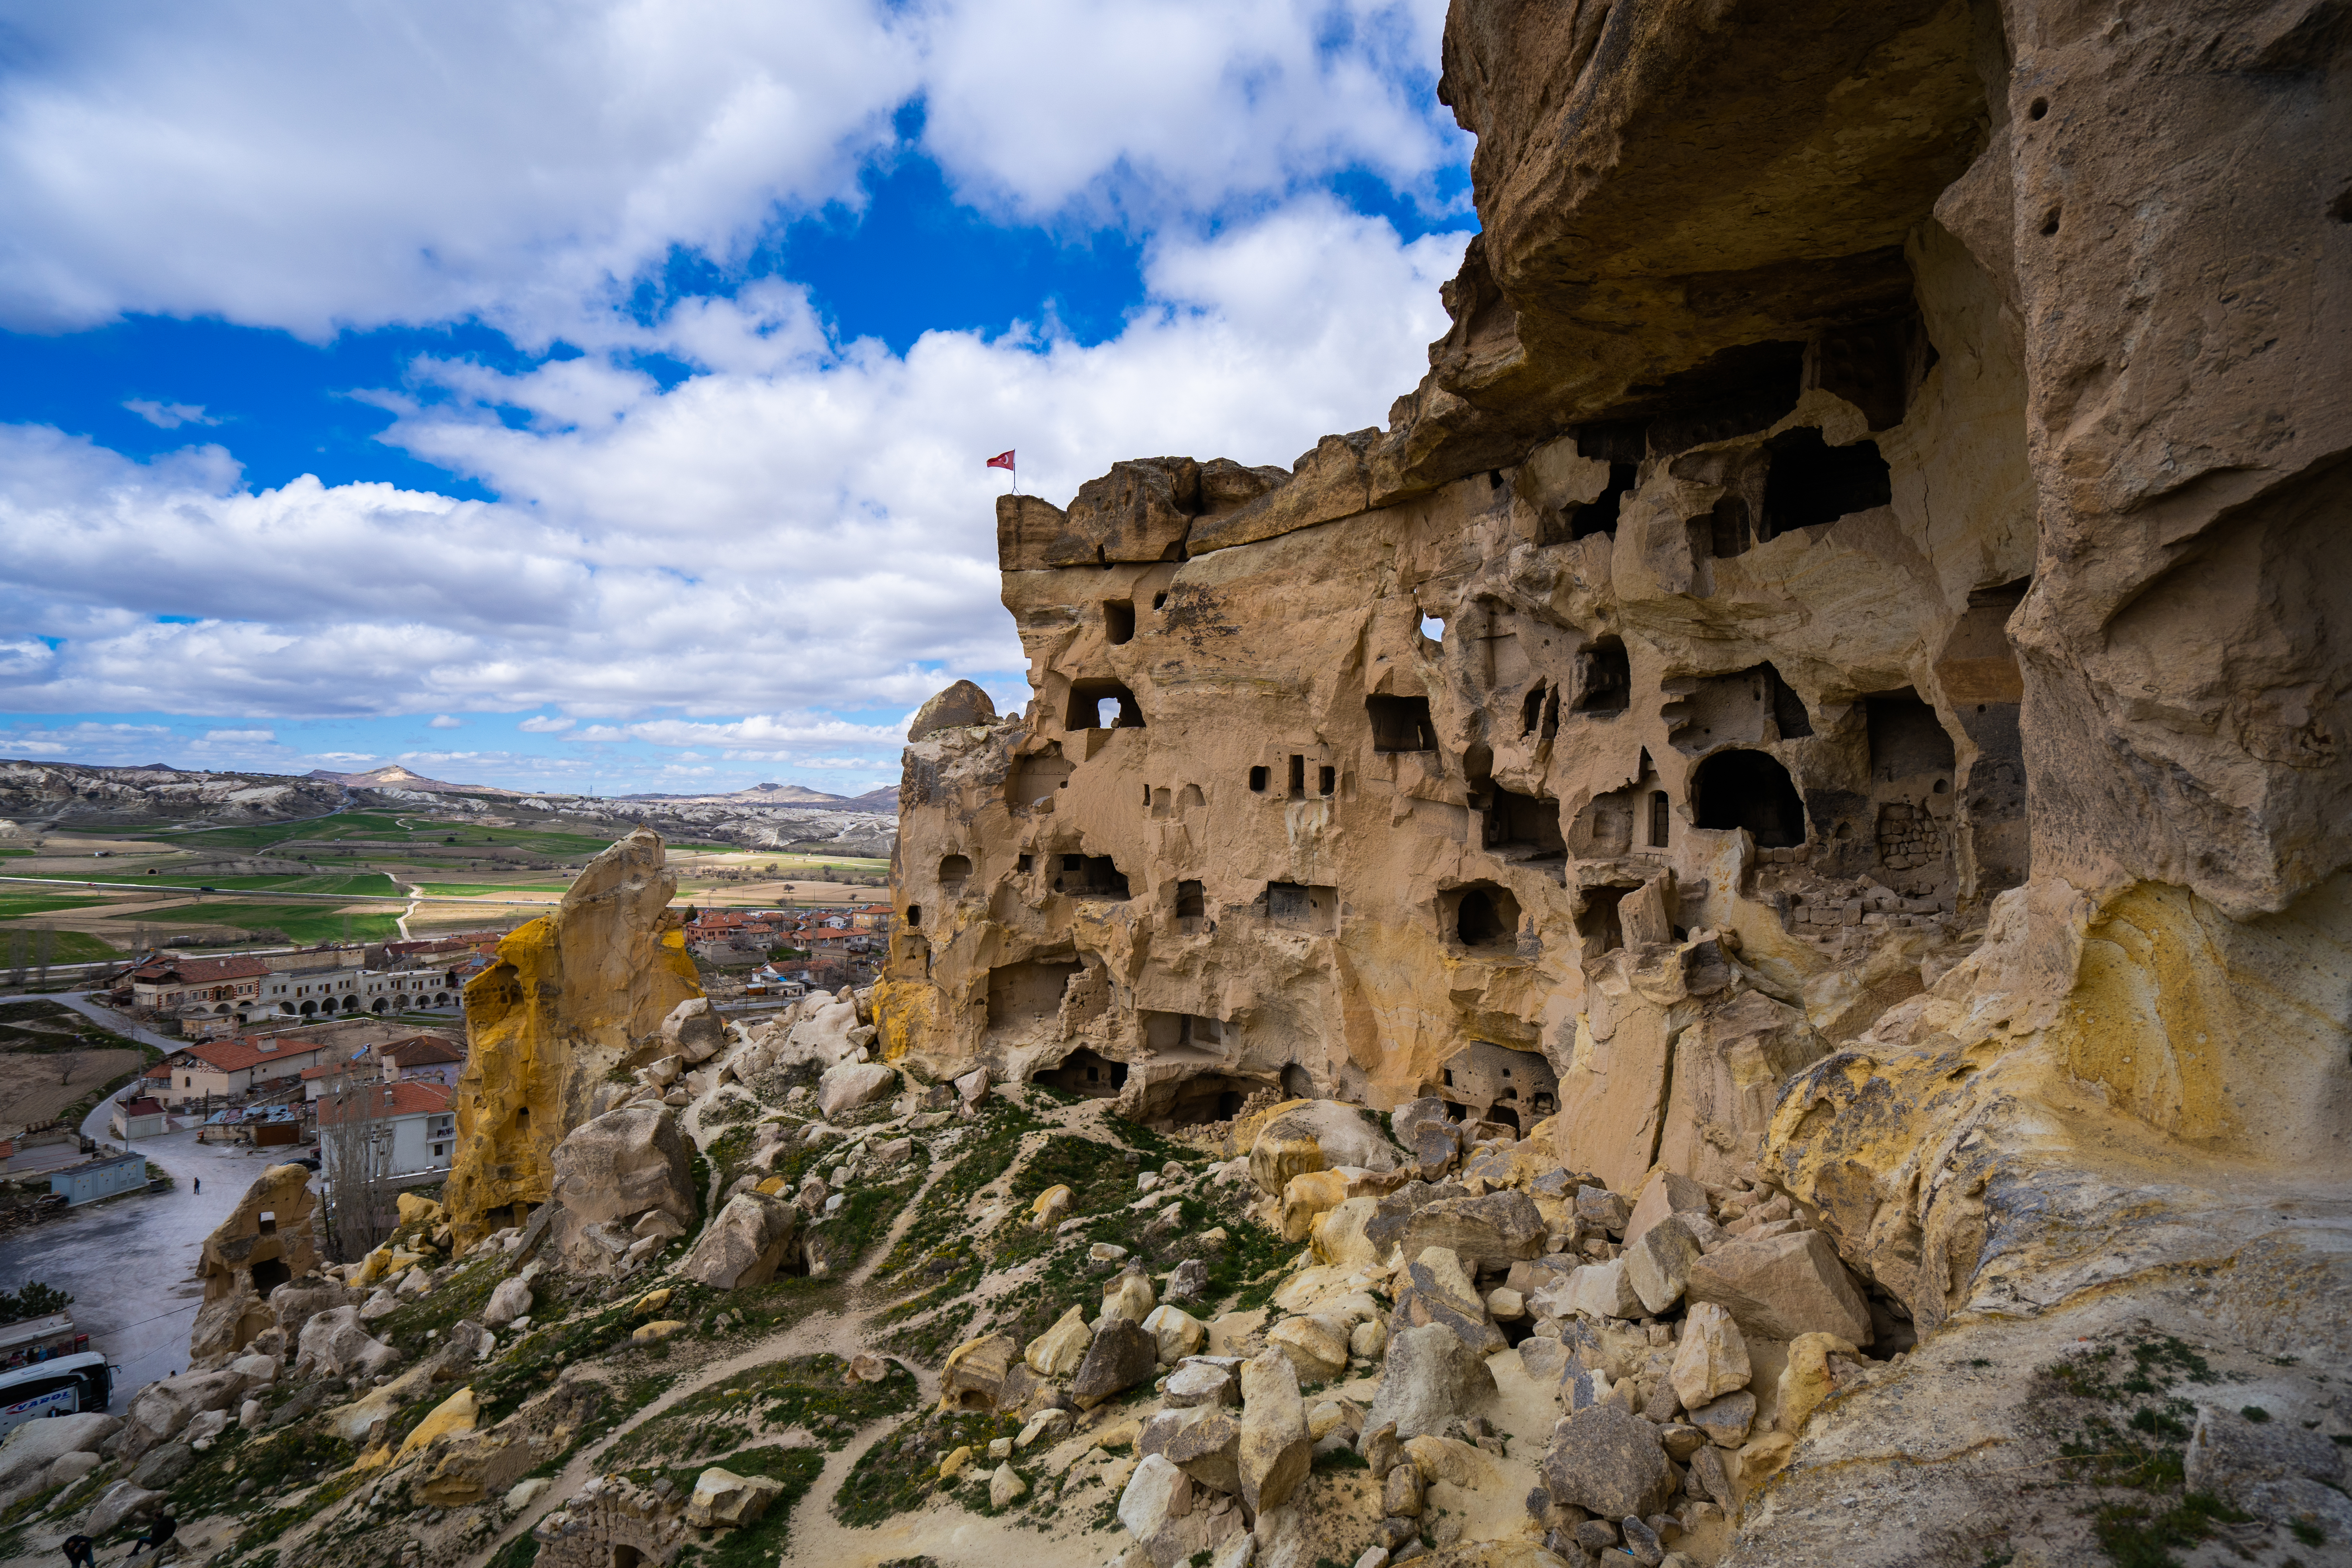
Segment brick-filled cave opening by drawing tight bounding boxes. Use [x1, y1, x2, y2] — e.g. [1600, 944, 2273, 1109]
[1691, 748, 1809, 848]
[1066, 678, 1146, 731]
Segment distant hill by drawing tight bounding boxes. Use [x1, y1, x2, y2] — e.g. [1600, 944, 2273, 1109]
[618, 781, 897, 809]
[305, 763, 514, 796]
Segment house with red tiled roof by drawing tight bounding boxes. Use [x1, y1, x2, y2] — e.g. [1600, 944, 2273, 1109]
[316, 1080, 457, 1177]
[158, 1035, 337, 1107]
[130, 955, 272, 1015]
[379, 1035, 465, 1087]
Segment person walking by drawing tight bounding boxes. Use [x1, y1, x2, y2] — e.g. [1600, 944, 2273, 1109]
[61, 1534, 94, 1568]
[125, 1515, 175, 1560]
[191, 1178, 199, 1194]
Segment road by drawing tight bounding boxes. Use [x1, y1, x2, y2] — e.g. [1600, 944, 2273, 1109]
[0, 998, 315, 1408]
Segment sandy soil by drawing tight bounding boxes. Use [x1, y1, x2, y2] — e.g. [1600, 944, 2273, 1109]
[0, 1045, 145, 1124]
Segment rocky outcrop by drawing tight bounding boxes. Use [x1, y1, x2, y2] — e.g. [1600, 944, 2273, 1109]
[881, 0, 2352, 1562]
[444, 828, 702, 1245]
[545, 1103, 697, 1275]
[191, 1164, 320, 1362]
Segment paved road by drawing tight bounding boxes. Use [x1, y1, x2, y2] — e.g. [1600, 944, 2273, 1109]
[46, 990, 188, 1052]
[0, 1025, 316, 1409]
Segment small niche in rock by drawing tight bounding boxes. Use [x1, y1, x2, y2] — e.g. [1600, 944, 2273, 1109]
[1007, 747, 1074, 810]
[905, 903, 922, 929]
[1691, 749, 1808, 848]
[1175, 879, 1205, 920]
[1760, 428, 1893, 535]
[986, 957, 1083, 1029]
[1261, 881, 1338, 934]
[1103, 599, 1136, 645]
[1066, 678, 1145, 731]
[938, 854, 971, 897]
[1366, 694, 1438, 753]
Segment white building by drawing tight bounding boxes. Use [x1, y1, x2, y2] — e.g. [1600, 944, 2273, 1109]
[315, 1081, 457, 1178]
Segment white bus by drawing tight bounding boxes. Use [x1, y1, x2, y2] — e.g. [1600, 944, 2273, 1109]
[0, 1353, 116, 1435]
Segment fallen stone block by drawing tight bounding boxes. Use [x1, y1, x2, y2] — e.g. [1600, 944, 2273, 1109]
[1683, 1229, 1872, 1345]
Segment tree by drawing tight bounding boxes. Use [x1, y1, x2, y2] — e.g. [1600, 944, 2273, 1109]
[320, 1070, 394, 1261]
[0, 1282, 72, 1325]
[58, 1051, 84, 1086]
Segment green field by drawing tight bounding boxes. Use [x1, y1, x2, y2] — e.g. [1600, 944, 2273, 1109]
[25, 870, 405, 898]
[0, 929, 122, 964]
[0, 846, 30, 858]
[0, 895, 109, 919]
[95, 901, 404, 945]
[415, 882, 570, 896]
[144, 812, 726, 859]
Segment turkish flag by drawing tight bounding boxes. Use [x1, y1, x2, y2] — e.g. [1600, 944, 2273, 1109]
[985, 450, 1016, 472]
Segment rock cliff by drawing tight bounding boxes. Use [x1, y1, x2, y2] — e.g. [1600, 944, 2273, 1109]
[443, 827, 702, 1245]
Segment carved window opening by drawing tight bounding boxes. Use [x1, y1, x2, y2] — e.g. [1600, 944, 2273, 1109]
[1053, 855, 1130, 899]
[1318, 765, 1336, 796]
[1366, 695, 1438, 753]
[1520, 685, 1545, 736]
[1482, 786, 1566, 860]
[1175, 880, 1205, 919]
[1650, 791, 1671, 847]
[1262, 881, 1338, 934]
[1104, 600, 1136, 645]
[514, 1106, 529, 1132]
[1248, 765, 1269, 793]
[1705, 496, 1755, 559]
[1016, 853, 1033, 873]
[1066, 679, 1145, 730]
[1451, 882, 1520, 949]
[257, 1210, 277, 1235]
[1575, 639, 1630, 714]
[1691, 749, 1807, 848]
[1760, 428, 1892, 536]
[905, 904, 922, 929]
[1288, 754, 1306, 800]
[938, 854, 971, 897]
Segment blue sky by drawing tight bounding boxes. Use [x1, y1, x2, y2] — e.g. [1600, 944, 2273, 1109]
[0, 0, 1473, 797]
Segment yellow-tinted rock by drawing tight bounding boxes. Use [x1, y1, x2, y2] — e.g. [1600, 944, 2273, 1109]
[632, 1319, 685, 1345]
[755, 1176, 787, 1195]
[444, 828, 702, 1247]
[1776, 1333, 1859, 1434]
[938, 1445, 973, 1479]
[395, 1193, 445, 1230]
[1251, 1127, 1326, 1198]
[1280, 1169, 1350, 1242]
[632, 1288, 674, 1317]
[393, 1386, 477, 1463]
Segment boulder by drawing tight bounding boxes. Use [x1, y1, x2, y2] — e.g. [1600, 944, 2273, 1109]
[1366, 1189, 1546, 1270]
[1575, 1186, 1632, 1236]
[687, 1466, 786, 1528]
[1250, 1122, 1327, 1198]
[1311, 1196, 1383, 1269]
[1143, 1303, 1207, 1364]
[0, 1411, 120, 1487]
[1165, 1258, 1210, 1300]
[1165, 1361, 1237, 1407]
[1684, 1230, 1873, 1344]
[1388, 1097, 1455, 1153]
[547, 1103, 697, 1274]
[1119, 1453, 1210, 1568]
[941, 1333, 1023, 1412]
[1030, 1184, 1074, 1229]
[1540, 1404, 1676, 1520]
[85, 1480, 165, 1537]
[1621, 1215, 1705, 1315]
[1074, 1318, 1159, 1408]
[294, 1309, 401, 1381]
[988, 1461, 1027, 1509]
[909, 679, 999, 739]
[1685, 1389, 1756, 1449]
[416, 1429, 534, 1507]
[1391, 1247, 1506, 1356]
[1141, 1402, 1243, 1494]
[1669, 1303, 1752, 1409]
[1363, 1323, 1496, 1439]
[482, 1277, 534, 1329]
[1414, 1123, 1462, 1181]
[1104, 1268, 1158, 1324]
[1027, 1306, 1094, 1377]
[661, 996, 727, 1062]
[1238, 1348, 1312, 1514]
[1562, 1259, 1645, 1321]
[679, 1192, 803, 1290]
[1622, 1170, 1712, 1248]
[1281, 1169, 1351, 1242]
[817, 1060, 898, 1119]
[1266, 1315, 1350, 1382]
[270, 1281, 359, 1334]
[1249, 1100, 1400, 1195]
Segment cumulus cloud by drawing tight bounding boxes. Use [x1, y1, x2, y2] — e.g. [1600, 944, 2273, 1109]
[0, 0, 1457, 340]
[428, 714, 463, 728]
[516, 715, 576, 733]
[0, 204, 1462, 726]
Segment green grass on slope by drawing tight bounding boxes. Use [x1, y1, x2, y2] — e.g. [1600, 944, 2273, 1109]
[95, 901, 403, 944]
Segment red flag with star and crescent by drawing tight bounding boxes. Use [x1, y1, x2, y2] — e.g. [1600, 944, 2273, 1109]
[986, 450, 1015, 472]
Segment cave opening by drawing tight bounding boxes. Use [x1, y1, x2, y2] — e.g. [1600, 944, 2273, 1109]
[1760, 428, 1893, 535]
[1520, 685, 1545, 735]
[1366, 694, 1438, 753]
[938, 854, 971, 896]
[1032, 1047, 1128, 1098]
[1008, 747, 1073, 810]
[1065, 678, 1146, 730]
[905, 904, 922, 928]
[1575, 638, 1631, 714]
[1175, 879, 1205, 919]
[1691, 749, 1807, 848]
[1865, 689, 1957, 781]
[1704, 496, 1755, 558]
[1054, 855, 1130, 899]
[1249, 765, 1269, 792]
[250, 1257, 292, 1295]
[1577, 885, 1630, 953]
[1104, 600, 1136, 645]
[1482, 786, 1566, 860]
[1452, 882, 1520, 948]
[1545, 462, 1639, 543]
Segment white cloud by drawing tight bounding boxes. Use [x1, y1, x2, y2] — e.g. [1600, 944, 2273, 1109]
[0, 204, 1463, 725]
[199, 728, 274, 743]
[123, 399, 218, 429]
[0, 0, 1458, 342]
[310, 752, 378, 764]
[428, 714, 463, 729]
[517, 715, 576, 733]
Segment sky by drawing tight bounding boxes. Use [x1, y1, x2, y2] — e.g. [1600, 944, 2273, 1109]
[0, 0, 1475, 798]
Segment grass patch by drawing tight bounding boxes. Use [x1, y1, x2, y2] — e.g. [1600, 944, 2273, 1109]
[416, 883, 573, 896]
[664, 1445, 827, 1568]
[488, 1535, 542, 1568]
[2028, 1333, 2251, 1568]
[95, 900, 403, 944]
[835, 1409, 1021, 1527]
[0, 895, 109, 918]
[609, 1353, 918, 1466]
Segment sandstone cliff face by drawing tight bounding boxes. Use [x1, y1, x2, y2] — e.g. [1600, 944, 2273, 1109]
[884, 0, 2351, 1550]
[444, 828, 702, 1245]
